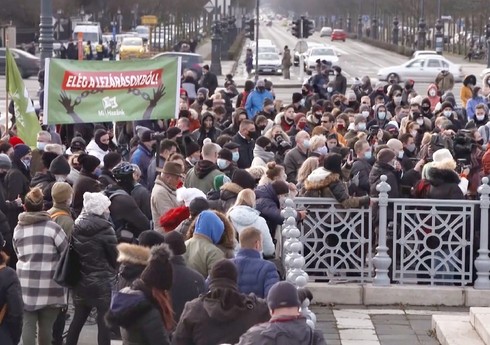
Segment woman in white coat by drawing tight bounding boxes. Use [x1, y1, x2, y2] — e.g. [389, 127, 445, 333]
[86, 129, 110, 166]
[227, 189, 275, 257]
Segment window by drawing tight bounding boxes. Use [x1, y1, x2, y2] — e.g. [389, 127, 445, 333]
[407, 59, 424, 68]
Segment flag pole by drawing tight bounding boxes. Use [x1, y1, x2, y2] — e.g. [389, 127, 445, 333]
[5, 32, 9, 131]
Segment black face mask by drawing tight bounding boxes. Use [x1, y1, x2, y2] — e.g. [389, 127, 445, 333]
[258, 125, 267, 131]
[257, 87, 265, 92]
[422, 106, 430, 112]
[197, 97, 205, 103]
[302, 90, 308, 96]
[334, 101, 341, 106]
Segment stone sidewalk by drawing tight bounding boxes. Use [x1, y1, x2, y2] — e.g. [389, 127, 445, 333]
[74, 304, 469, 344]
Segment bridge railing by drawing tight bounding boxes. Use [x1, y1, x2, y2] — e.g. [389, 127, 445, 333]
[283, 175, 490, 289]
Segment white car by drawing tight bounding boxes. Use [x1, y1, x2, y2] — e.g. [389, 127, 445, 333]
[249, 39, 274, 49]
[410, 50, 438, 59]
[305, 46, 340, 72]
[320, 26, 333, 37]
[257, 45, 279, 54]
[377, 55, 464, 83]
[256, 52, 282, 75]
[293, 41, 324, 66]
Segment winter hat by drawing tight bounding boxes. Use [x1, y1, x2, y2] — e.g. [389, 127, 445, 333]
[440, 101, 454, 110]
[140, 244, 173, 291]
[9, 136, 25, 147]
[138, 230, 166, 248]
[218, 148, 233, 162]
[256, 80, 265, 87]
[432, 148, 455, 170]
[264, 80, 273, 90]
[197, 87, 209, 97]
[70, 136, 86, 152]
[0, 153, 12, 170]
[13, 144, 31, 160]
[255, 136, 272, 149]
[176, 187, 206, 206]
[232, 169, 256, 190]
[203, 64, 210, 71]
[159, 206, 190, 232]
[209, 259, 238, 283]
[386, 139, 403, 152]
[263, 98, 274, 107]
[83, 192, 111, 216]
[162, 161, 184, 177]
[354, 115, 366, 125]
[213, 174, 231, 191]
[164, 231, 186, 256]
[189, 197, 210, 217]
[224, 142, 240, 150]
[267, 281, 301, 310]
[49, 155, 71, 175]
[166, 127, 181, 140]
[79, 153, 101, 172]
[103, 152, 122, 170]
[195, 210, 224, 244]
[41, 152, 59, 170]
[140, 130, 155, 143]
[292, 92, 303, 104]
[377, 148, 396, 164]
[294, 113, 306, 124]
[184, 137, 200, 157]
[51, 182, 73, 204]
[323, 153, 343, 175]
[272, 180, 289, 196]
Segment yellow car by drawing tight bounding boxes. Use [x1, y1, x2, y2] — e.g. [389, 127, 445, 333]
[119, 37, 146, 60]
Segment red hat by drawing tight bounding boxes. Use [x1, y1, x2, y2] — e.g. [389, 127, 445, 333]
[294, 112, 306, 124]
[9, 136, 25, 147]
[159, 205, 190, 232]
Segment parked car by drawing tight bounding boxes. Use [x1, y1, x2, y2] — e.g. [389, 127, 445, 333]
[151, 52, 204, 79]
[411, 50, 438, 59]
[293, 41, 324, 66]
[255, 52, 282, 75]
[320, 26, 333, 37]
[377, 55, 464, 83]
[331, 29, 347, 42]
[304, 46, 340, 73]
[0, 48, 40, 79]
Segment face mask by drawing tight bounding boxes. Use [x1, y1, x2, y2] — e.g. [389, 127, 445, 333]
[315, 112, 323, 119]
[429, 90, 437, 97]
[257, 86, 265, 92]
[477, 114, 485, 121]
[334, 101, 341, 106]
[217, 158, 229, 170]
[337, 124, 345, 130]
[422, 106, 430, 112]
[197, 97, 205, 103]
[297, 122, 306, 130]
[378, 112, 386, 120]
[416, 118, 424, 126]
[394, 96, 402, 104]
[232, 152, 239, 162]
[443, 110, 452, 117]
[410, 130, 418, 138]
[248, 130, 256, 138]
[358, 123, 367, 131]
[406, 143, 416, 152]
[302, 90, 308, 96]
[478, 139, 484, 145]
[189, 157, 199, 164]
[361, 111, 370, 118]
[364, 150, 372, 159]
[258, 125, 267, 131]
[21, 158, 31, 168]
[37, 142, 47, 151]
[317, 146, 329, 156]
[327, 87, 333, 93]
[302, 139, 310, 149]
[398, 151, 404, 159]
[348, 123, 355, 130]
[54, 174, 66, 182]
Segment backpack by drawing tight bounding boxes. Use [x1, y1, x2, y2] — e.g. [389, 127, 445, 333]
[50, 210, 70, 221]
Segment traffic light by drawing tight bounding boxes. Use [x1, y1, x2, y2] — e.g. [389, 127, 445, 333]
[245, 19, 255, 41]
[291, 19, 302, 38]
[303, 19, 315, 38]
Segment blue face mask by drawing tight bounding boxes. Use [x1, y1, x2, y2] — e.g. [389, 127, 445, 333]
[217, 158, 229, 170]
[232, 152, 239, 162]
[364, 150, 372, 159]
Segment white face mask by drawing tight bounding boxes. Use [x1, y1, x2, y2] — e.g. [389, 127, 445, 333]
[37, 142, 47, 151]
[429, 90, 437, 97]
[476, 114, 486, 121]
[361, 111, 370, 118]
[327, 87, 333, 93]
[317, 146, 329, 156]
[416, 118, 424, 126]
[443, 110, 452, 117]
[378, 112, 386, 120]
[217, 158, 229, 170]
[394, 96, 402, 104]
[358, 123, 367, 131]
[54, 175, 66, 182]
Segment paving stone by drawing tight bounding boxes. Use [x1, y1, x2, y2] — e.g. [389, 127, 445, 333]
[339, 329, 378, 341]
[375, 325, 416, 335]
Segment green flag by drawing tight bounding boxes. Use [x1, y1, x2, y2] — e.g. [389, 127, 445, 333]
[6, 48, 41, 147]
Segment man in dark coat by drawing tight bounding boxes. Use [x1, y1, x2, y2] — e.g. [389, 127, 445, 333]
[232, 120, 255, 169]
[332, 65, 347, 95]
[284, 131, 310, 183]
[349, 139, 373, 196]
[199, 64, 218, 96]
[72, 154, 102, 217]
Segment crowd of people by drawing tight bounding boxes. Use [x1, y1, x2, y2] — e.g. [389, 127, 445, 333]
[1, 55, 489, 344]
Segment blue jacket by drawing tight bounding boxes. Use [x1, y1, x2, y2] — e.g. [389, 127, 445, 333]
[466, 97, 486, 120]
[255, 184, 284, 232]
[130, 144, 153, 188]
[245, 88, 273, 119]
[232, 249, 279, 298]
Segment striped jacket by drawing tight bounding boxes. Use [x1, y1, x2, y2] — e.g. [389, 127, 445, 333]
[13, 211, 68, 311]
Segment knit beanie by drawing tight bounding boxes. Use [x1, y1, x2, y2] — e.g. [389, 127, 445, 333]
[103, 152, 122, 170]
[164, 231, 186, 255]
[377, 148, 396, 164]
[197, 87, 209, 97]
[51, 182, 73, 204]
[79, 153, 101, 172]
[189, 197, 209, 217]
[0, 153, 12, 170]
[49, 155, 71, 175]
[323, 153, 343, 175]
[138, 230, 166, 248]
[70, 136, 86, 152]
[83, 192, 111, 216]
[292, 92, 303, 104]
[13, 144, 31, 160]
[213, 174, 231, 191]
[267, 281, 301, 310]
[272, 180, 289, 196]
[184, 137, 200, 157]
[231, 169, 256, 190]
[209, 259, 238, 283]
[140, 244, 173, 291]
[440, 101, 454, 110]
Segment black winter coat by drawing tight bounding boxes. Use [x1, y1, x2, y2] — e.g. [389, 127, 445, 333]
[4, 158, 30, 201]
[73, 171, 102, 217]
[426, 167, 464, 199]
[349, 158, 372, 196]
[72, 213, 118, 300]
[0, 266, 23, 345]
[369, 162, 401, 198]
[232, 133, 254, 169]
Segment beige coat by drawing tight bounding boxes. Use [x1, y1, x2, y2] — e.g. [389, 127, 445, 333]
[150, 178, 180, 232]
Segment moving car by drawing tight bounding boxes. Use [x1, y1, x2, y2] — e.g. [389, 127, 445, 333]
[151, 52, 203, 79]
[119, 37, 147, 60]
[293, 41, 324, 66]
[377, 55, 464, 83]
[304, 46, 340, 72]
[320, 26, 333, 37]
[331, 29, 347, 42]
[411, 50, 438, 59]
[0, 48, 40, 79]
[256, 52, 282, 75]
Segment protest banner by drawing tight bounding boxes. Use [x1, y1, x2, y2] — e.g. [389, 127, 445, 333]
[44, 57, 181, 125]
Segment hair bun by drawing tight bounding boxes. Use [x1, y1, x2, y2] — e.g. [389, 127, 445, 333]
[267, 161, 276, 170]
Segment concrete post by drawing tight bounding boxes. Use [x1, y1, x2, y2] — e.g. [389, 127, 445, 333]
[373, 175, 392, 286]
[475, 177, 490, 289]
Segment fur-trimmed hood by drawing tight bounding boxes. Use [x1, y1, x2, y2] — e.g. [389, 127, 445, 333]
[427, 167, 460, 187]
[304, 167, 340, 190]
[117, 243, 150, 265]
[220, 182, 243, 202]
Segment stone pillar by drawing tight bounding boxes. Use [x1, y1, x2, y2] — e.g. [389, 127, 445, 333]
[373, 175, 392, 286]
[475, 177, 490, 289]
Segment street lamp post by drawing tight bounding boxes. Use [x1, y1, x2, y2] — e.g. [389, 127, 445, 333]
[206, 1, 222, 75]
[220, 17, 228, 60]
[39, 0, 54, 68]
[372, 16, 378, 40]
[417, 18, 426, 50]
[393, 17, 399, 45]
[435, 19, 444, 55]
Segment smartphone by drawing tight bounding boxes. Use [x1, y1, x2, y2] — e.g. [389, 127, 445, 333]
[349, 149, 354, 160]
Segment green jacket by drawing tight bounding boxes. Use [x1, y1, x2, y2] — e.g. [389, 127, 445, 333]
[47, 204, 74, 238]
[184, 160, 223, 194]
[184, 234, 225, 278]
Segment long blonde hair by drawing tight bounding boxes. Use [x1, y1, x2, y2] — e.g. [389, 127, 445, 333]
[297, 157, 320, 184]
[232, 189, 256, 208]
